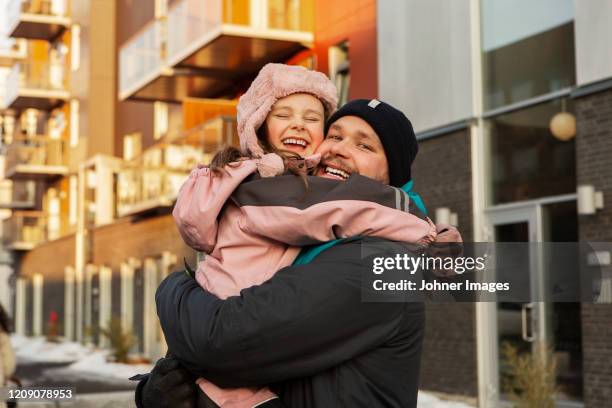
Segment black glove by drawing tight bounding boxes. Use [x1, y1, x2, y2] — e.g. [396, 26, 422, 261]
[135, 357, 197, 408]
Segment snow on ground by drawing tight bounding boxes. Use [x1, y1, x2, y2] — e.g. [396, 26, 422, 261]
[68, 350, 152, 380]
[417, 391, 475, 407]
[11, 334, 92, 363]
[11, 334, 153, 381]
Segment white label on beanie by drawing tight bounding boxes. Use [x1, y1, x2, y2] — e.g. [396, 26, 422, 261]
[368, 99, 381, 109]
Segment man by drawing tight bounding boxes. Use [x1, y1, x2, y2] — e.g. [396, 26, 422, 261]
[137, 99, 459, 407]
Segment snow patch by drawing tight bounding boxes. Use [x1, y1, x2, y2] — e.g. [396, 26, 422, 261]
[68, 351, 152, 381]
[11, 334, 92, 363]
[417, 391, 475, 407]
[11, 334, 152, 381]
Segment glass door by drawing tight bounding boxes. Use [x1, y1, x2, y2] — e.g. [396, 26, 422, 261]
[487, 199, 583, 407]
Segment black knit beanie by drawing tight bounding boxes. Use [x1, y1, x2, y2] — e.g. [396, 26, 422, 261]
[324, 99, 418, 187]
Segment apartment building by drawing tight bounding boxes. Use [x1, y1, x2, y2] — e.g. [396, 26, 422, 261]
[0, 0, 320, 364]
[0, 0, 74, 325]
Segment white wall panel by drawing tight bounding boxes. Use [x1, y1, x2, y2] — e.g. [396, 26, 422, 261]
[575, 0, 612, 86]
[378, 0, 474, 133]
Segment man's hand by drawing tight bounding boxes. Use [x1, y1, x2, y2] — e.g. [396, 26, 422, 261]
[427, 224, 464, 278]
[139, 357, 197, 408]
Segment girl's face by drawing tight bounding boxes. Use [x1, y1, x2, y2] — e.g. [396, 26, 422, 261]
[263, 93, 325, 156]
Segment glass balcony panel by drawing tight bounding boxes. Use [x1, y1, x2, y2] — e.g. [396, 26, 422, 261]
[17, 0, 67, 16]
[0, 37, 26, 66]
[0, 181, 12, 206]
[119, 19, 165, 100]
[166, 0, 223, 66]
[4, 134, 67, 179]
[267, 0, 313, 31]
[120, 0, 312, 101]
[6, 0, 70, 41]
[4, 64, 20, 108]
[116, 116, 237, 217]
[6, 0, 21, 30]
[4, 61, 68, 109]
[2, 210, 46, 249]
[0, 180, 37, 209]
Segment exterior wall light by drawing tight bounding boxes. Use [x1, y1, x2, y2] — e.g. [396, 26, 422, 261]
[577, 185, 604, 215]
[550, 99, 576, 141]
[435, 207, 458, 226]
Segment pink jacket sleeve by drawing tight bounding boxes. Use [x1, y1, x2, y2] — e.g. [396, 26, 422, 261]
[172, 161, 259, 253]
[235, 175, 437, 247]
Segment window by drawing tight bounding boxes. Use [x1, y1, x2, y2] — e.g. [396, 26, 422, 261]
[123, 132, 142, 161]
[153, 101, 169, 140]
[71, 24, 81, 72]
[487, 98, 576, 205]
[481, 0, 575, 110]
[70, 99, 79, 147]
[69, 175, 77, 225]
[329, 41, 349, 107]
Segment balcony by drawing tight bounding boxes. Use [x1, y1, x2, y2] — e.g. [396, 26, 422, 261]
[0, 37, 26, 67]
[2, 210, 46, 250]
[116, 115, 237, 217]
[3, 135, 68, 180]
[0, 179, 38, 209]
[119, 0, 314, 102]
[3, 61, 69, 110]
[6, 0, 70, 41]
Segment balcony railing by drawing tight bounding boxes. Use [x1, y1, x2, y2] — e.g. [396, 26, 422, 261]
[4, 61, 69, 110]
[6, 0, 70, 41]
[116, 116, 237, 217]
[0, 179, 37, 209]
[119, 0, 313, 102]
[118, 18, 166, 102]
[4, 134, 68, 180]
[0, 37, 26, 67]
[2, 210, 46, 250]
[165, 0, 223, 66]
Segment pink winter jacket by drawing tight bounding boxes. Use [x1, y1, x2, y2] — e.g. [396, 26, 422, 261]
[172, 159, 436, 408]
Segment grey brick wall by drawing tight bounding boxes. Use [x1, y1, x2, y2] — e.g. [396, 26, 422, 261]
[412, 129, 477, 396]
[575, 87, 612, 408]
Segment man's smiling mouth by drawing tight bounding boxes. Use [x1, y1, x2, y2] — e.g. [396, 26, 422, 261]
[321, 163, 351, 180]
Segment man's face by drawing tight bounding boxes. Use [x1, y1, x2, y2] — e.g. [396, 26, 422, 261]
[315, 115, 390, 184]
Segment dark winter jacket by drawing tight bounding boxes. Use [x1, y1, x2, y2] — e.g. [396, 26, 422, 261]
[155, 237, 426, 408]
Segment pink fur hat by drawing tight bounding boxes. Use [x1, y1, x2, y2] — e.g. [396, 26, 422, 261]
[237, 63, 339, 157]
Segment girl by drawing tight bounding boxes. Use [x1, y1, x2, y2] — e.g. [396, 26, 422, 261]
[173, 63, 436, 407]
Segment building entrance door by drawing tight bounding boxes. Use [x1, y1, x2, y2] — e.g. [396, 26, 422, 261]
[486, 198, 583, 406]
